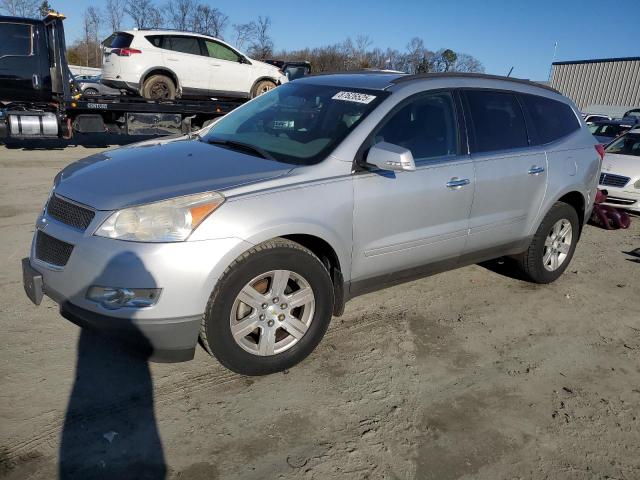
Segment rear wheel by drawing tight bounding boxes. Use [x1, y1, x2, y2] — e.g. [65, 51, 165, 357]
[515, 202, 579, 283]
[142, 74, 176, 100]
[200, 238, 334, 375]
[251, 79, 276, 98]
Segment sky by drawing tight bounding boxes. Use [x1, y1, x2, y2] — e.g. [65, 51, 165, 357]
[50, 0, 640, 80]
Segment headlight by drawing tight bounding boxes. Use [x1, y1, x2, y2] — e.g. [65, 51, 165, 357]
[95, 191, 225, 242]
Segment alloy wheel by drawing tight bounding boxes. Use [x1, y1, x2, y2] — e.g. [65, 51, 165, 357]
[543, 219, 572, 271]
[229, 270, 315, 356]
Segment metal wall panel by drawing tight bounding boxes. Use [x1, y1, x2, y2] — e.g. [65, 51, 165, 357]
[550, 58, 640, 110]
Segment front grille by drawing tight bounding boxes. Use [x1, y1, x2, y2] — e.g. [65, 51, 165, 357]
[35, 231, 74, 267]
[599, 173, 630, 188]
[605, 196, 636, 206]
[46, 195, 95, 231]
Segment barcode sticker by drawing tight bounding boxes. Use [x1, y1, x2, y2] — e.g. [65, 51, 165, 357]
[332, 91, 377, 104]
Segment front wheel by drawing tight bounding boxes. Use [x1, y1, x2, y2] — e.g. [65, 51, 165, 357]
[200, 238, 334, 375]
[515, 202, 580, 283]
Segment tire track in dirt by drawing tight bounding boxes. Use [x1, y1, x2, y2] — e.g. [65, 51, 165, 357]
[1, 308, 395, 465]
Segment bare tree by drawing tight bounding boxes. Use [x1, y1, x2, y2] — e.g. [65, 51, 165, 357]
[453, 52, 484, 73]
[247, 16, 273, 59]
[233, 22, 257, 51]
[105, 0, 126, 32]
[86, 6, 102, 66]
[192, 4, 228, 38]
[0, 0, 39, 17]
[167, 0, 194, 31]
[405, 37, 429, 73]
[126, 0, 163, 29]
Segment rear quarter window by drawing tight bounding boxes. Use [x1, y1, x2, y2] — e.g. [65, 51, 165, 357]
[464, 90, 529, 153]
[0, 23, 33, 57]
[108, 32, 134, 49]
[520, 94, 580, 144]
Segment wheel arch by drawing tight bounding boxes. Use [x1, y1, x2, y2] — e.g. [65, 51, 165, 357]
[236, 227, 348, 317]
[555, 190, 587, 233]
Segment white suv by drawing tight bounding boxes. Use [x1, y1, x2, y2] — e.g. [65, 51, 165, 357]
[101, 30, 288, 100]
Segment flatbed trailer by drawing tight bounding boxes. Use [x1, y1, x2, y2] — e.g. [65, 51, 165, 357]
[0, 13, 246, 141]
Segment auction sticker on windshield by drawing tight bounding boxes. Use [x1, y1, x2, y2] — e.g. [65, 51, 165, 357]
[332, 91, 377, 104]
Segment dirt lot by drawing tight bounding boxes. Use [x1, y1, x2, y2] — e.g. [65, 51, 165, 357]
[1, 139, 639, 480]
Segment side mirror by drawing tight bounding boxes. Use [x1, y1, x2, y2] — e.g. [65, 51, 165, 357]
[366, 142, 416, 172]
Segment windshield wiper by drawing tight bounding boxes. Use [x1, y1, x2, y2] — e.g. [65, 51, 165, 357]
[204, 137, 274, 161]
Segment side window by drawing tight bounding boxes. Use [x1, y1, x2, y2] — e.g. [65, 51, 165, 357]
[204, 40, 240, 62]
[145, 35, 164, 48]
[0, 23, 33, 57]
[520, 94, 579, 144]
[373, 92, 458, 161]
[465, 90, 528, 153]
[166, 36, 202, 56]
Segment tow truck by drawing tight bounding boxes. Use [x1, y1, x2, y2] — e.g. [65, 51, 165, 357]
[0, 12, 246, 140]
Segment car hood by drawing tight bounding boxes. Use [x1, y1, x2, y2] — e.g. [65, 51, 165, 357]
[54, 138, 293, 210]
[601, 153, 640, 179]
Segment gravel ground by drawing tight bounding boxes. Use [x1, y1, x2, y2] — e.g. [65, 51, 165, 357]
[1, 139, 639, 480]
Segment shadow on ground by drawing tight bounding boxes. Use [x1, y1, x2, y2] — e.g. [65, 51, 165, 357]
[59, 253, 166, 480]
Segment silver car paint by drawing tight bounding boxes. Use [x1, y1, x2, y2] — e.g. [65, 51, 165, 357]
[28, 74, 600, 356]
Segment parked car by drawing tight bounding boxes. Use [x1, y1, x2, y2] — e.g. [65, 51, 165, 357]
[23, 72, 600, 374]
[598, 127, 640, 212]
[588, 119, 635, 144]
[264, 60, 312, 80]
[582, 113, 611, 124]
[75, 74, 122, 96]
[101, 30, 288, 100]
[623, 108, 640, 120]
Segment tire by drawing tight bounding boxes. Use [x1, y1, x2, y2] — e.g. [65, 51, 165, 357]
[251, 79, 276, 98]
[141, 74, 176, 100]
[515, 202, 580, 284]
[83, 88, 99, 96]
[200, 238, 334, 375]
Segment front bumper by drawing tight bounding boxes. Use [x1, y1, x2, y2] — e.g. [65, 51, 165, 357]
[600, 185, 640, 212]
[27, 210, 253, 360]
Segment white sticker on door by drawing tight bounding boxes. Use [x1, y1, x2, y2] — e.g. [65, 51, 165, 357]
[332, 91, 377, 104]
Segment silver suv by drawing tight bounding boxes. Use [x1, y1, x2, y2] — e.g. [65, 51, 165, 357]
[22, 73, 601, 375]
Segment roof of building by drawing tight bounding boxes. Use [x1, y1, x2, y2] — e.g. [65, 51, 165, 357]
[552, 56, 640, 66]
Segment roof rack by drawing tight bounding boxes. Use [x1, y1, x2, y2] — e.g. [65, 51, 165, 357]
[307, 70, 402, 77]
[391, 72, 560, 94]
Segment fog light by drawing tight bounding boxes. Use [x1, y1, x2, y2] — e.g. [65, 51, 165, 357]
[86, 286, 161, 309]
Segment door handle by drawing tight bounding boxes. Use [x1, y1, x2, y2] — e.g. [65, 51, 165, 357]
[210, 63, 221, 67]
[528, 165, 545, 175]
[446, 178, 470, 189]
[32, 74, 39, 88]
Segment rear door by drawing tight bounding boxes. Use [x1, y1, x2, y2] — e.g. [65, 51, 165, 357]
[462, 89, 547, 255]
[160, 35, 211, 95]
[202, 39, 252, 96]
[351, 90, 475, 285]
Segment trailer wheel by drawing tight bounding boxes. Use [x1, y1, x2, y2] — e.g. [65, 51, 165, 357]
[142, 74, 176, 100]
[251, 80, 276, 98]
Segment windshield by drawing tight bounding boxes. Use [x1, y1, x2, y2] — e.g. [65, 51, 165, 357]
[605, 133, 640, 157]
[589, 123, 626, 137]
[203, 83, 387, 164]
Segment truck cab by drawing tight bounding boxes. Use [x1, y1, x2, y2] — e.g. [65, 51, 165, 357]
[0, 15, 66, 103]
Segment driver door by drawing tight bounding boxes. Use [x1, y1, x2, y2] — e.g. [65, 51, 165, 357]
[202, 39, 252, 96]
[350, 91, 475, 288]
